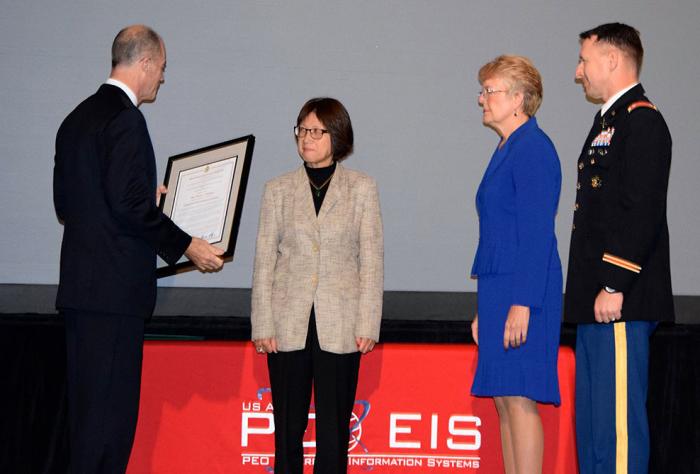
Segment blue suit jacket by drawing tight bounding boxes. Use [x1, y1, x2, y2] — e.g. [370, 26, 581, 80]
[471, 117, 562, 309]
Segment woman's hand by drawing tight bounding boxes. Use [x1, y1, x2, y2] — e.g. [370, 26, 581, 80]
[503, 305, 530, 349]
[471, 314, 479, 345]
[253, 337, 278, 354]
[356, 337, 376, 354]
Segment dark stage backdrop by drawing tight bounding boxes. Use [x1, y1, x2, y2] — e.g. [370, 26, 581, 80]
[2, 284, 700, 324]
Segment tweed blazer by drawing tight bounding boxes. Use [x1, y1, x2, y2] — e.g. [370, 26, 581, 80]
[251, 163, 383, 354]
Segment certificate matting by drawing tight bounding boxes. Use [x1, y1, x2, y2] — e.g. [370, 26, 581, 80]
[157, 135, 254, 278]
[170, 156, 237, 243]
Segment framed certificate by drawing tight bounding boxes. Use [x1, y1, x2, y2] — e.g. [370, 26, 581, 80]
[156, 135, 254, 278]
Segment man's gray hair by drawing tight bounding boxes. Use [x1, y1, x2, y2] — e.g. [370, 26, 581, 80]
[111, 25, 162, 68]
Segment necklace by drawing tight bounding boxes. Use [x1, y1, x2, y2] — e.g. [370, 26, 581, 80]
[309, 172, 334, 197]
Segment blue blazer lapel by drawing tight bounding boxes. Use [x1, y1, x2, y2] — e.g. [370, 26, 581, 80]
[476, 145, 507, 210]
[482, 144, 508, 183]
[481, 118, 536, 184]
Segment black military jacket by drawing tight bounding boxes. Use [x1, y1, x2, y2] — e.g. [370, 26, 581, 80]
[564, 84, 674, 323]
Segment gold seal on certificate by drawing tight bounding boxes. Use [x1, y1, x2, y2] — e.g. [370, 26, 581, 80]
[157, 135, 254, 278]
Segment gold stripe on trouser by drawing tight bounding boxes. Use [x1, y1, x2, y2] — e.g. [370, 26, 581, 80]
[614, 323, 628, 474]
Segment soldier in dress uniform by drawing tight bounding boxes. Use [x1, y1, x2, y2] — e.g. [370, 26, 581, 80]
[565, 23, 673, 474]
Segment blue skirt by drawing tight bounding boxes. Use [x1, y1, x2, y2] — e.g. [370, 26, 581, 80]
[471, 271, 562, 405]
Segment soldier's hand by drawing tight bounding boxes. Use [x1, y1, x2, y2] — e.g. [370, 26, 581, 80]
[184, 237, 224, 272]
[594, 290, 624, 323]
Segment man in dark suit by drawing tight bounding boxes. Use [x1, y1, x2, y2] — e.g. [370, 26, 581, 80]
[565, 23, 673, 474]
[53, 25, 224, 473]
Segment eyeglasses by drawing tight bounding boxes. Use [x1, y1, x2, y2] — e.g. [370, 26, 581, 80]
[294, 126, 329, 140]
[478, 87, 507, 98]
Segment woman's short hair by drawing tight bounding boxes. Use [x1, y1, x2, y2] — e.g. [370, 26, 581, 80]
[296, 97, 354, 161]
[478, 55, 543, 117]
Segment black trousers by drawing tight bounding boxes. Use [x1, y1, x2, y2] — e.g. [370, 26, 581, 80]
[267, 309, 361, 474]
[63, 310, 144, 474]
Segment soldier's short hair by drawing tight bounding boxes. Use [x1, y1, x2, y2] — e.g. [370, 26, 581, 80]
[580, 23, 644, 74]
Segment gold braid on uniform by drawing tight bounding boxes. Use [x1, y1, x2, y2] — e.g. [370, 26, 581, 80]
[627, 101, 657, 113]
[602, 252, 642, 273]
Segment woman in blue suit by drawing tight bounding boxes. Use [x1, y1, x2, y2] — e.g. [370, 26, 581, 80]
[470, 55, 562, 474]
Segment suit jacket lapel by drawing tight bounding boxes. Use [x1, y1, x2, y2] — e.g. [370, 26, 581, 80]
[317, 163, 343, 224]
[99, 84, 136, 109]
[293, 166, 319, 232]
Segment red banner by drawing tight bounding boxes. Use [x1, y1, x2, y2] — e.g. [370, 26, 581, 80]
[127, 342, 577, 473]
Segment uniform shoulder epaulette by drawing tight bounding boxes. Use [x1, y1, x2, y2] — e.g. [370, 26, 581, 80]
[627, 101, 658, 113]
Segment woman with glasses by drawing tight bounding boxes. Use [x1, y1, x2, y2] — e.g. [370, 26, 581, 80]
[251, 97, 383, 474]
[470, 56, 562, 474]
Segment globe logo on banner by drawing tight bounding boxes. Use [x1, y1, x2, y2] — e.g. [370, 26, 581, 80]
[240, 388, 374, 469]
[349, 400, 371, 453]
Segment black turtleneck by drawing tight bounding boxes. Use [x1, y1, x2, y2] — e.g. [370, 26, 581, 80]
[305, 162, 336, 214]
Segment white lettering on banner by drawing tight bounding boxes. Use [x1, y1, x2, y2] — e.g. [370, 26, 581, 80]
[241, 401, 261, 411]
[431, 413, 438, 449]
[302, 413, 316, 448]
[448, 416, 481, 450]
[389, 413, 482, 451]
[427, 457, 481, 468]
[241, 401, 484, 470]
[389, 413, 422, 448]
[349, 455, 424, 466]
[241, 412, 274, 446]
[241, 455, 271, 466]
[241, 454, 481, 469]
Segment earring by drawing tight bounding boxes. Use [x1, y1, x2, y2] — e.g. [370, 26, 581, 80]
[514, 110, 518, 117]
